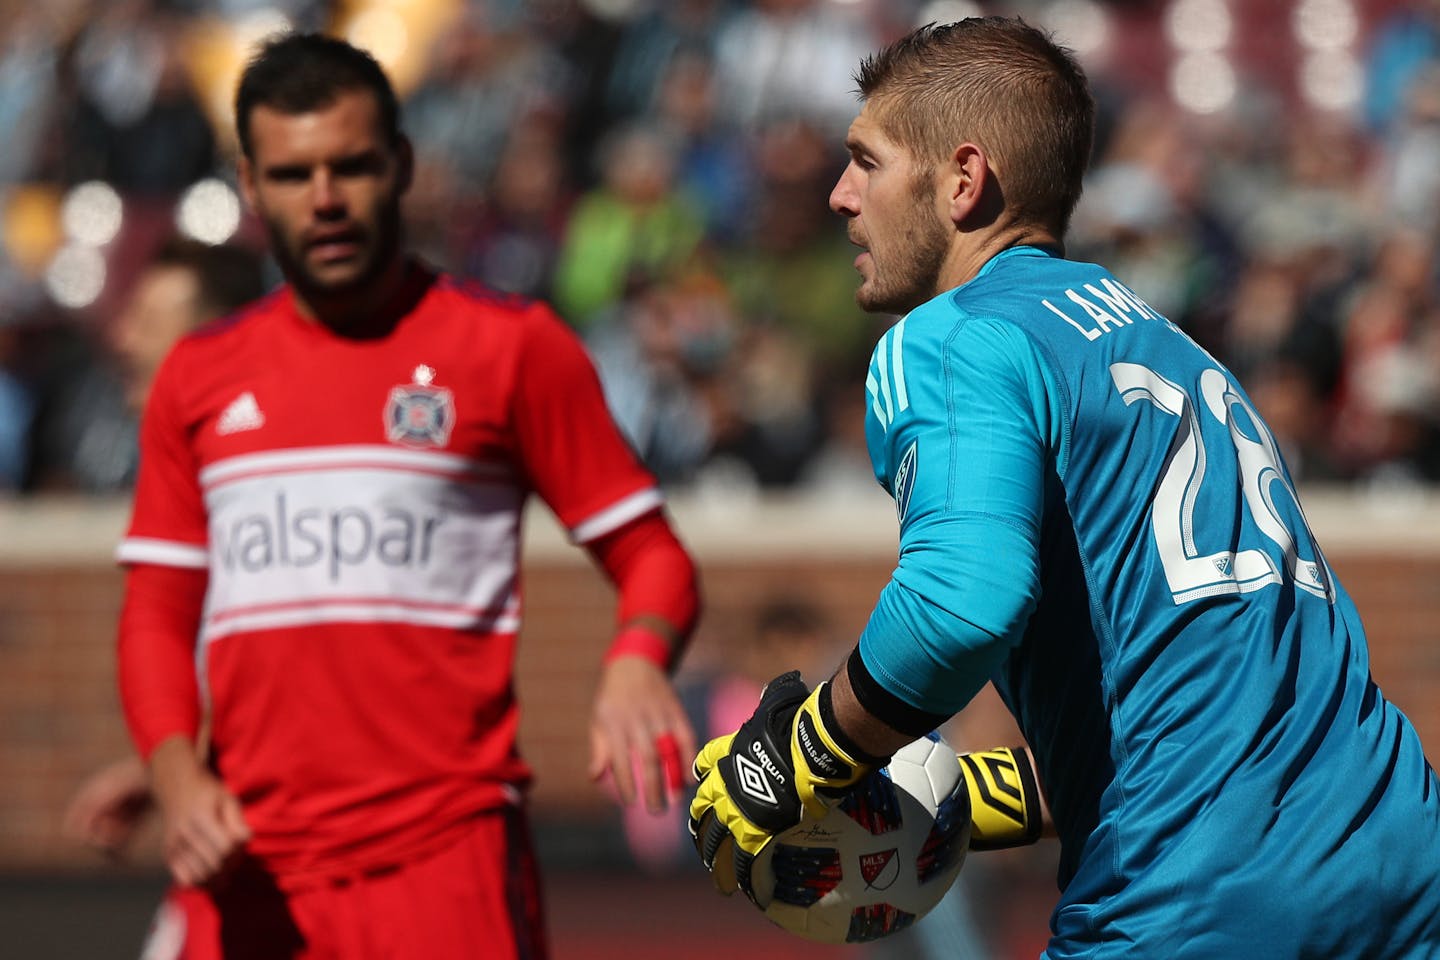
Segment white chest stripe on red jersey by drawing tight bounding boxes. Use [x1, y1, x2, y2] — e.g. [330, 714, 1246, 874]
[198, 445, 524, 645]
[205, 594, 522, 639]
[199, 444, 514, 492]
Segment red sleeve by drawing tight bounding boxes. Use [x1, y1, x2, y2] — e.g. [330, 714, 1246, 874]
[117, 563, 208, 757]
[116, 344, 211, 756]
[511, 302, 663, 541]
[586, 511, 701, 648]
[118, 345, 209, 566]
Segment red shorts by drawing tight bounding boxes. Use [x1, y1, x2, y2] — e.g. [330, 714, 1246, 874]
[140, 807, 548, 960]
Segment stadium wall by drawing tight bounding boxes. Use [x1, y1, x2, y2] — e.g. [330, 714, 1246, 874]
[1, 491, 1438, 869]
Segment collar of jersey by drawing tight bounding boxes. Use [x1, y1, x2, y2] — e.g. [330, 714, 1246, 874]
[972, 244, 1061, 283]
[278, 260, 436, 340]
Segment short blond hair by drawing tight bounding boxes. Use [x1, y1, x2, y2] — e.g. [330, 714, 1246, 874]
[856, 18, 1095, 237]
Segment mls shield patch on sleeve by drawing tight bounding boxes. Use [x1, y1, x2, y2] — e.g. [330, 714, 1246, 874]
[893, 440, 918, 523]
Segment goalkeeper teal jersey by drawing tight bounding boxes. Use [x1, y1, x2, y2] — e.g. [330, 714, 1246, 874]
[858, 245, 1440, 958]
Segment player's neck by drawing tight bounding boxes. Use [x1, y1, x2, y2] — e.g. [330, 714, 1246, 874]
[292, 255, 412, 336]
[939, 223, 1062, 292]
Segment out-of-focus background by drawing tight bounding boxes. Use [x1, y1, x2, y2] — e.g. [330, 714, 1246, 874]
[4, 0, 1440, 957]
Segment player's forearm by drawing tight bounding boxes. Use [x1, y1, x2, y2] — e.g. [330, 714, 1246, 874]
[117, 564, 208, 756]
[827, 649, 923, 759]
[588, 512, 700, 671]
[146, 734, 206, 806]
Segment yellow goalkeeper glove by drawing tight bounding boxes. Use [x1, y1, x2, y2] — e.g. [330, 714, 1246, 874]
[688, 671, 881, 903]
[958, 746, 1043, 850]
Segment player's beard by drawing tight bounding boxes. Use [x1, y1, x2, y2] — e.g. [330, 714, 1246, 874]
[265, 196, 405, 308]
[856, 171, 951, 316]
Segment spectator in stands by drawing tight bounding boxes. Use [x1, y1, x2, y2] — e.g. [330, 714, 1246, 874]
[649, 47, 753, 244]
[0, 6, 63, 188]
[27, 239, 265, 494]
[455, 114, 573, 301]
[604, 0, 733, 123]
[1374, 62, 1440, 236]
[109, 239, 267, 413]
[0, 325, 34, 492]
[1330, 229, 1440, 484]
[63, 2, 217, 195]
[712, 0, 873, 137]
[1362, 0, 1440, 136]
[722, 119, 880, 375]
[553, 121, 705, 326]
[404, 8, 567, 200]
[588, 268, 732, 485]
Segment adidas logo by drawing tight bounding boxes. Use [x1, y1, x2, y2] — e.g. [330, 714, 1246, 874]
[217, 391, 265, 435]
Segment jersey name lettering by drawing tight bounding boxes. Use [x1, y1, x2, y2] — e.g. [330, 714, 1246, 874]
[1042, 279, 1172, 342]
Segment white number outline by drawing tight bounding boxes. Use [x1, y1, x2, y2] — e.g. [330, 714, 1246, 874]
[1110, 362, 1333, 605]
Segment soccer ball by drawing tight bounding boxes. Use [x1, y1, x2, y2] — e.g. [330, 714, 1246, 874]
[747, 732, 971, 944]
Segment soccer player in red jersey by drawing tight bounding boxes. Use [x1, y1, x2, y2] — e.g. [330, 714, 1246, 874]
[116, 33, 700, 959]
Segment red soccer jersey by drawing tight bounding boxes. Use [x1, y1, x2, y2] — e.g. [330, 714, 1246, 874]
[118, 264, 663, 881]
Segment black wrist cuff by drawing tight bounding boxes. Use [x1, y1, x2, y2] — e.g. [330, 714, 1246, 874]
[845, 647, 951, 739]
[1010, 747, 1044, 845]
[816, 680, 889, 767]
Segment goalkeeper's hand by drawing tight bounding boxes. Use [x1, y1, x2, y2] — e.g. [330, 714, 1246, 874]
[688, 671, 879, 903]
[958, 746, 1044, 850]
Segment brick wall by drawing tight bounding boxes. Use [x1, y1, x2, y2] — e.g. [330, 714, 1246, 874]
[2, 493, 1438, 869]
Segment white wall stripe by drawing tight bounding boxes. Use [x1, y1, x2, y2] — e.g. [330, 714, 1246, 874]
[116, 538, 209, 568]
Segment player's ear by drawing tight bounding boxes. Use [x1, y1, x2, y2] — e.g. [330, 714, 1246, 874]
[946, 143, 990, 227]
[236, 154, 258, 212]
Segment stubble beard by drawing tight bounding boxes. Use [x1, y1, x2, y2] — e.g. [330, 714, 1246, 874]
[265, 199, 404, 307]
[855, 175, 950, 316]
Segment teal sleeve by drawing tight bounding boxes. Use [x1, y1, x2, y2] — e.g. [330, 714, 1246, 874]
[861, 315, 1055, 715]
[858, 579, 1011, 716]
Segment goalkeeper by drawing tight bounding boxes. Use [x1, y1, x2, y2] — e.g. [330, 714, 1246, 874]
[691, 17, 1440, 958]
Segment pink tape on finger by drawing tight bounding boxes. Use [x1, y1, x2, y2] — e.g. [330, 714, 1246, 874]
[655, 733, 684, 792]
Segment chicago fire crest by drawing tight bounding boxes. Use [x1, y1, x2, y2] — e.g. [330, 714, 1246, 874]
[385, 364, 454, 447]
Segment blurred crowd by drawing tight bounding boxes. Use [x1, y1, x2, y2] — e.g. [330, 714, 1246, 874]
[3, 0, 1440, 498]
